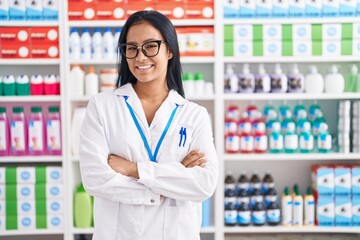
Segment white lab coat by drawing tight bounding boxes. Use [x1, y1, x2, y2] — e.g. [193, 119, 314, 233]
[79, 83, 219, 240]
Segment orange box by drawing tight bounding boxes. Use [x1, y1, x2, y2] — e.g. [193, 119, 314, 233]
[30, 27, 59, 44]
[96, 2, 126, 20]
[97, 0, 124, 2]
[126, 0, 157, 17]
[1, 44, 30, 58]
[186, 0, 214, 19]
[68, 2, 96, 20]
[185, 26, 214, 56]
[31, 43, 59, 58]
[157, 1, 186, 19]
[0, 27, 30, 45]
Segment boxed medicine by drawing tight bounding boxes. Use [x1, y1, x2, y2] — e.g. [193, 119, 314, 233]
[316, 196, 335, 226]
[335, 196, 352, 226]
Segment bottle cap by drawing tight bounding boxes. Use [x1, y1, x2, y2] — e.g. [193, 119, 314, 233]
[283, 187, 290, 195]
[70, 28, 78, 33]
[13, 107, 24, 113]
[307, 186, 312, 195]
[49, 106, 59, 113]
[242, 63, 250, 74]
[87, 66, 95, 74]
[351, 64, 358, 75]
[0, 107, 6, 113]
[309, 65, 318, 74]
[226, 64, 234, 74]
[275, 63, 282, 74]
[329, 65, 338, 74]
[77, 183, 86, 192]
[194, 72, 204, 81]
[31, 106, 42, 113]
[292, 64, 300, 74]
[258, 63, 266, 75]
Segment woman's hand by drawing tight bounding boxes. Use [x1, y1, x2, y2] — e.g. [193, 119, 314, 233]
[181, 148, 207, 168]
[108, 154, 139, 179]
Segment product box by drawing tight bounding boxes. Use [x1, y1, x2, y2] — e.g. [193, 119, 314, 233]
[357, 0, 360, 16]
[288, 0, 305, 18]
[0, 200, 4, 215]
[255, 0, 272, 18]
[186, 0, 214, 19]
[96, 2, 126, 20]
[305, 0, 322, 17]
[322, 0, 339, 17]
[17, 167, 35, 184]
[157, 1, 185, 19]
[26, 0, 43, 20]
[293, 24, 311, 40]
[335, 196, 352, 226]
[0, 167, 5, 184]
[0, 28, 30, 44]
[239, 0, 256, 18]
[224, 0, 239, 18]
[263, 24, 282, 40]
[234, 24, 253, 41]
[353, 196, 360, 226]
[353, 23, 360, 39]
[47, 199, 64, 214]
[272, 0, 288, 18]
[46, 167, 63, 183]
[353, 39, 360, 56]
[234, 41, 252, 57]
[17, 184, 35, 200]
[47, 214, 63, 229]
[282, 40, 293, 56]
[46, 183, 64, 199]
[18, 215, 35, 230]
[9, 0, 26, 20]
[352, 166, 360, 196]
[224, 41, 234, 57]
[224, 24, 234, 41]
[316, 196, 335, 226]
[185, 27, 214, 56]
[126, 0, 156, 17]
[30, 27, 59, 43]
[0, 216, 4, 231]
[311, 165, 335, 197]
[43, 0, 58, 20]
[323, 40, 341, 57]
[334, 166, 351, 196]
[264, 40, 281, 57]
[18, 200, 35, 215]
[176, 27, 187, 56]
[0, 0, 9, 20]
[339, 0, 356, 16]
[323, 24, 341, 40]
[31, 44, 59, 58]
[68, 2, 96, 20]
[293, 40, 311, 57]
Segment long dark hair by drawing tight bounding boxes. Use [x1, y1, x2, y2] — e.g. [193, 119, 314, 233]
[116, 10, 184, 98]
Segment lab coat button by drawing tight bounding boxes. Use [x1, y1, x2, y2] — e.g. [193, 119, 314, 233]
[150, 199, 155, 203]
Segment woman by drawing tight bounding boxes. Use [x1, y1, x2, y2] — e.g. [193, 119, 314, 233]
[79, 10, 218, 240]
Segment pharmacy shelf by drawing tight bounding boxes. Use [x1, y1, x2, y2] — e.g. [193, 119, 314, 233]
[224, 153, 360, 162]
[223, 17, 360, 25]
[0, 229, 64, 236]
[68, 19, 214, 27]
[223, 226, 360, 234]
[224, 56, 360, 64]
[0, 96, 61, 102]
[0, 156, 63, 163]
[181, 57, 215, 63]
[71, 95, 214, 103]
[224, 93, 360, 101]
[0, 59, 60, 65]
[69, 57, 215, 65]
[0, 21, 59, 27]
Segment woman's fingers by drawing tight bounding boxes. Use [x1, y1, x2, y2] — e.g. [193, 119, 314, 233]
[181, 149, 207, 168]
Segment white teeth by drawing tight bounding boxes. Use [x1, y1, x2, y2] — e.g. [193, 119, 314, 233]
[137, 65, 152, 69]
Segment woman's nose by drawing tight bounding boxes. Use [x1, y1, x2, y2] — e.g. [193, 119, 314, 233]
[136, 48, 147, 61]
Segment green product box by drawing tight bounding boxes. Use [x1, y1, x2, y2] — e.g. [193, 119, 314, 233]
[312, 40, 322, 56]
[36, 166, 47, 183]
[5, 167, 17, 184]
[36, 215, 47, 229]
[6, 215, 17, 230]
[35, 183, 46, 199]
[16, 83, 30, 96]
[6, 200, 17, 215]
[282, 40, 293, 56]
[253, 24, 263, 41]
[312, 24, 322, 41]
[253, 40, 263, 56]
[36, 200, 47, 215]
[282, 24, 292, 40]
[224, 41, 234, 56]
[342, 23, 353, 40]
[5, 184, 17, 200]
[341, 39, 353, 56]
[224, 25, 234, 41]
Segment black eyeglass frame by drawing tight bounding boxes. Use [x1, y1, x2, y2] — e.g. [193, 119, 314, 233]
[119, 40, 166, 59]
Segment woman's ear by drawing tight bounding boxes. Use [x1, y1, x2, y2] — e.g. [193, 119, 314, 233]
[168, 51, 173, 59]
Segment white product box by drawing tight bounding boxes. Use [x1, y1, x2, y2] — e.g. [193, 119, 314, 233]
[0, 0, 9, 20]
[358, 0, 360, 16]
[322, 0, 339, 16]
[9, 0, 26, 20]
[43, 0, 58, 20]
[239, 0, 256, 18]
[234, 41, 253, 57]
[323, 40, 341, 57]
[317, 196, 335, 226]
[288, 0, 305, 17]
[17, 167, 35, 184]
[0, 200, 4, 215]
[323, 24, 341, 40]
[224, 0, 239, 18]
[353, 23, 360, 39]
[263, 24, 282, 40]
[339, 0, 356, 16]
[0, 216, 4, 231]
[353, 197, 360, 226]
[353, 39, 360, 56]
[352, 166, 360, 196]
[293, 24, 311, 40]
[335, 196, 352, 226]
[335, 166, 351, 196]
[46, 183, 64, 199]
[47, 199, 64, 214]
[312, 166, 335, 197]
[17, 184, 35, 200]
[47, 214, 63, 229]
[18, 200, 35, 215]
[264, 40, 281, 57]
[234, 25, 253, 41]
[293, 40, 311, 57]
[0, 184, 4, 200]
[18, 215, 35, 230]
[26, 0, 43, 20]
[256, 0, 272, 17]
[272, 0, 288, 17]
[305, 0, 322, 17]
[46, 166, 63, 183]
[0, 168, 4, 184]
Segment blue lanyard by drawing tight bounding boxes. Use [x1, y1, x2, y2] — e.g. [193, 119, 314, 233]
[124, 96, 179, 162]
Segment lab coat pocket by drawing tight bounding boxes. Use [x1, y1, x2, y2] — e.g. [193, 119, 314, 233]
[163, 206, 199, 240]
[170, 124, 193, 158]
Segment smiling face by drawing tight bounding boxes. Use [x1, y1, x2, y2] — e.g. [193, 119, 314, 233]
[125, 21, 172, 86]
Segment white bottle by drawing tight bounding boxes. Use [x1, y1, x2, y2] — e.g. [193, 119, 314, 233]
[70, 64, 85, 97]
[325, 65, 344, 93]
[270, 63, 288, 93]
[80, 28, 92, 60]
[85, 66, 99, 96]
[255, 64, 271, 93]
[194, 72, 205, 95]
[224, 64, 238, 93]
[102, 28, 115, 59]
[92, 28, 103, 59]
[69, 28, 81, 60]
[113, 28, 121, 56]
[238, 63, 255, 93]
[71, 107, 87, 158]
[305, 65, 324, 94]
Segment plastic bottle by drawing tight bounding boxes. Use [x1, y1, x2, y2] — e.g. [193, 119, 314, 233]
[250, 187, 263, 209]
[80, 28, 92, 60]
[237, 201, 251, 226]
[262, 170, 275, 195]
[30, 74, 44, 95]
[304, 186, 315, 226]
[270, 63, 288, 93]
[263, 105, 276, 122]
[225, 133, 240, 153]
[224, 64, 238, 93]
[224, 171, 237, 226]
[238, 63, 255, 93]
[299, 122, 314, 153]
[74, 183, 93, 228]
[281, 187, 293, 226]
[317, 122, 332, 153]
[265, 110, 280, 135]
[224, 201, 237, 226]
[309, 103, 322, 122]
[46, 106, 62, 155]
[28, 106, 45, 155]
[44, 74, 58, 95]
[292, 184, 303, 226]
[236, 188, 250, 207]
[312, 111, 326, 139]
[10, 107, 27, 156]
[255, 63, 271, 93]
[16, 75, 30, 96]
[325, 65, 344, 93]
[70, 64, 85, 97]
[249, 170, 261, 194]
[69, 28, 81, 60]
[3, 75, 16, 96]
[253, 113, 267, 153]
[296, 110, 310, 135]
[287, 64, 304, 93]
[0, 107, 9, 156]
[251, 198, 266, 226]
[269, 121, 284, 153]
[194, 72, 205, 95]
[91, 28, 102, 59]
[266, 198, 281, 226]
[237, 111, 252, 135]
[237, 170, 249, 192]
[293, 104, 307, 122]
[239, 124, 253, 153]
[284, 122, 298, 153]
[85, 66, 99, 96]
[305, 65, 324, 94]
[226, 105, 240, 122]
[182, 72, 195, 98]
[102, 28, 115, 59]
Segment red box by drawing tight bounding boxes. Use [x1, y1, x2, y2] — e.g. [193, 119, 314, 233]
[126, 0, 157, 17]
[186, 0, 214, 19]
[96, 2, 126, 20]
[31, 44, 59, 58]
[157, 1, 186, 19]
[0, 27, 30, 45]
[0, 44, 30, 58]
[68, 2, 96, 20]
[30, 27, 59, 44]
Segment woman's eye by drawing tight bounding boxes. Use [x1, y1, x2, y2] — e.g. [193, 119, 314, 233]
[145, 44, 157, 49]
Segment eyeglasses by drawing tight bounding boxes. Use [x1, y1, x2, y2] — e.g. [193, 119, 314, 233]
[119, 40, 166, 59]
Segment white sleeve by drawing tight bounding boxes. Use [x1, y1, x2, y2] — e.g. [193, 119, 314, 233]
[79, 97, 161, 205]
[137, 108, 219, 202]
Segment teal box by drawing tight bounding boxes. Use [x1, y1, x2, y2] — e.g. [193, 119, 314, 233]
[335, 196, 352, 226]
[317, 196, 335, 226]
[339, 1, 356, 16]
[353, 197, 360, 226]
[305, 0, 322, 17]
[288, 1, 305, 18]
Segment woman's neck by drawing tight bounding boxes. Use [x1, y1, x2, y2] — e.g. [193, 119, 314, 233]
[134, 82, 169, 102]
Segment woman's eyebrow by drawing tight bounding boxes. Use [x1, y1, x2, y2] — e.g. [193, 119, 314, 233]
[126, 38, 159, 45]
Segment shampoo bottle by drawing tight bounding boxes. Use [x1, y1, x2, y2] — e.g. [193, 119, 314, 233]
[325, 65, 344, 93]
[0, 107, 9, 156]
[270, 64, 288, 93]
[47, 106, 62, 155]
[292, 184, 303, 226]
[317, 122, 332, 153]
[344, 64, 358, 92]
[238, 63, 255, 93]
[305, 65, 324, 94]
[287, 64, 305, 93]
[299, 122, 314, 153]
[74, 183, 93, 228]
[304, 186, 315, 226]
[281, 187, 293, 226]
[10, 107, 27, 156]
[224, 64, 238, 93]
[28, 106, 45, 155]
[284, 122, 298, 153]
[255, 63, 271, 93]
